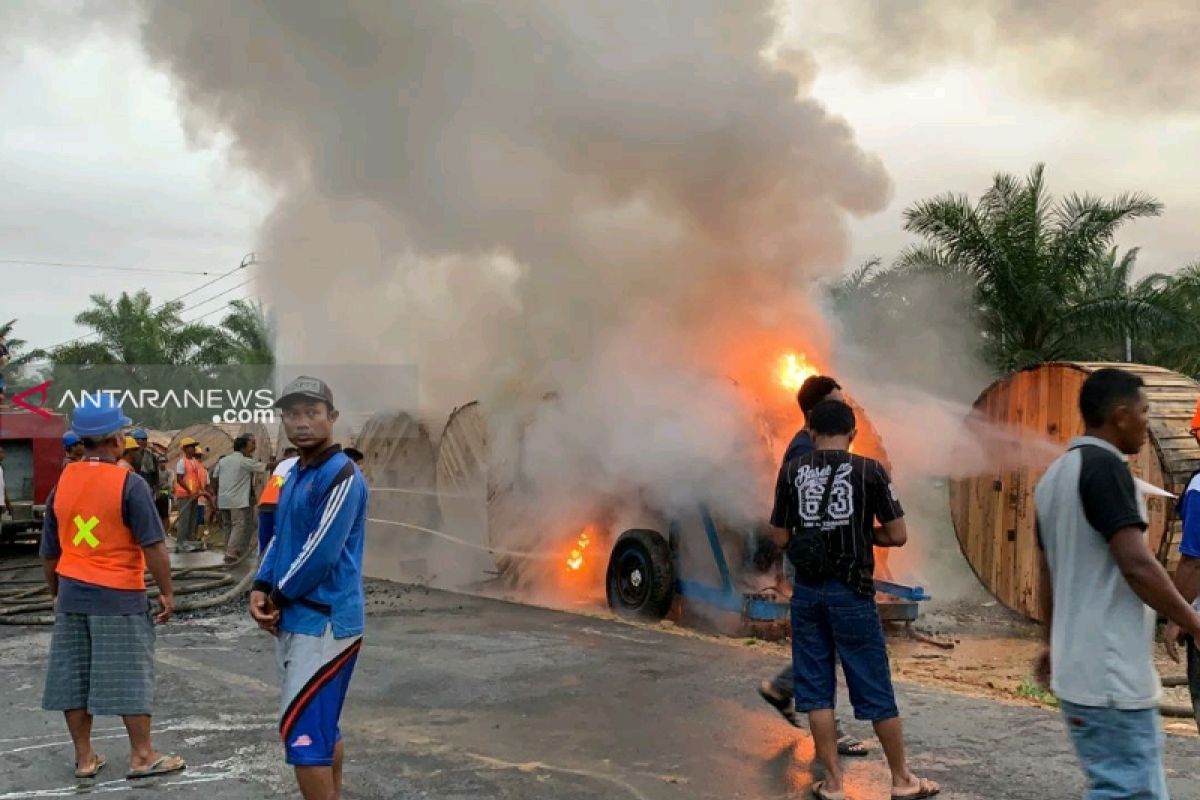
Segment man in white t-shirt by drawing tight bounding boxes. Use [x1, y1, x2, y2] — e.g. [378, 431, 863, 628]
[213, 434, 266, 563]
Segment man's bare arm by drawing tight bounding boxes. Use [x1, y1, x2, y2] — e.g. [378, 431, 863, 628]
[41, 558, 59, 600]
[143, 541, 175, 623]
[1173, 555, 1200, 608]
[1110, 528, 1200, 634]
[1038, 551, 1053, 642]
[872, 518, 907, 548]
[1164, 554, 1200, 661]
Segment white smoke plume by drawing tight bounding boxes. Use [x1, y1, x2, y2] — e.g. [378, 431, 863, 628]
[131, 1, 891, 552]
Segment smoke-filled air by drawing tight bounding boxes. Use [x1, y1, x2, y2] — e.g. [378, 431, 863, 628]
[792, 0, 1200, 114]
[129, 0, 913, 588]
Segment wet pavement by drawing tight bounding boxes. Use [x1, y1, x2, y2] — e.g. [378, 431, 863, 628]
[1, 583, 1198, 799]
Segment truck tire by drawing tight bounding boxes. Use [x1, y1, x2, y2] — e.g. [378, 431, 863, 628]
[606, 529, 674, 621]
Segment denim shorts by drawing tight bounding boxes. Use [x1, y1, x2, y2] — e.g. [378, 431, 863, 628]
[790, 579, 898, 721]
[1060, 700, 1168, 800]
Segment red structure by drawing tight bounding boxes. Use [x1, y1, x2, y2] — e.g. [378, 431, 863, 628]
[0, 408, 68, 539]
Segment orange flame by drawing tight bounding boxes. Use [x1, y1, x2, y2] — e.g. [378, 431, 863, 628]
[566, 528, 592, 572]
[777, 352, 817, 392]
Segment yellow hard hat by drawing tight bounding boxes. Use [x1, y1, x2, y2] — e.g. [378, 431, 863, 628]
[123, 436, 138, 451]
[179, 437, 199, 448]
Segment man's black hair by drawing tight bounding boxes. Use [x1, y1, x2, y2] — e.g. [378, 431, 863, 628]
[798, 375, 842, 421]
[233, 434, 253, 452]
[344, 447, 364, 464]
[1079, 368, 1145, 428]
[80, 433, 120, 450]
[807, 399, 856, 438]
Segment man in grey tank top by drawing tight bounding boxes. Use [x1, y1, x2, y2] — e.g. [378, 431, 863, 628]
[1035, 368, 1200, 799]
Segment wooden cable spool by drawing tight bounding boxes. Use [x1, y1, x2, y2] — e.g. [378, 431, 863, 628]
[354, 411, 441, 582]
[432, 402, 523, 585]
[949, 362, 1200, 621]
[167, 424, 233, 471]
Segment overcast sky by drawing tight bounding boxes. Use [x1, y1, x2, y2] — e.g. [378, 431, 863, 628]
[2, 4, 1197, 352]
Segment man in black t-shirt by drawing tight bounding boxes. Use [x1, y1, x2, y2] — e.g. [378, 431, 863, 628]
[756, 375, 868, 757]
[771, 400, 937, 800]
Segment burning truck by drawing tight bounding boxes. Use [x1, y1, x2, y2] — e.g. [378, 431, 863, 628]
[357, 351, 927, 634]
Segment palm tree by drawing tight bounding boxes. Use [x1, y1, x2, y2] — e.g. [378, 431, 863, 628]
[898, 164, 1177, 371]
[198, 299, 275, 366]
[52, 291, 217, 366]
[1067, 247, 1182, 362]
[0, 319, 48, 387]
[1137, 262, 1200, 377]
[48, 291, 223, 428]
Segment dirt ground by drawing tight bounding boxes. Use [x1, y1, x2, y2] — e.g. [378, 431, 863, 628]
[475, 576, 1200, 740]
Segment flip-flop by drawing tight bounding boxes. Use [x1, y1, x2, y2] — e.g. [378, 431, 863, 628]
[837, 733, 869, 757]
[892, 778, 940, 800]
[74, 753, 107, 779]
[812, 779, 845, 800]
[757, 682, 803, 728]
[126, 754, 186, 780]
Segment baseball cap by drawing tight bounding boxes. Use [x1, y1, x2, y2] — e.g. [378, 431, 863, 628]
[275, 375, 335, 409]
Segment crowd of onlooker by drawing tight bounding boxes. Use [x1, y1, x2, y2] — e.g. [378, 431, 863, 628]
[61, 427, 310, 559]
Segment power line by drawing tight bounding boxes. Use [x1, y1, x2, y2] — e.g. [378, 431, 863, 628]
[161, 252, 259, 309]
[179, 278, 255, 316]
[37, 253, 259, 354]
[183, 294, 258, 324]
[0, 258, 211, 276]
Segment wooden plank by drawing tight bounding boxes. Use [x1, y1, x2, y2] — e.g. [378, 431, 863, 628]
[981, 378, 1006, 606]
[1014, 368, 1045, 618]
[996, 372, 1024, 612]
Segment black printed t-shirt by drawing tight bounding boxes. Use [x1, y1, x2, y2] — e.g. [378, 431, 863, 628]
[770, 449, 903, 596]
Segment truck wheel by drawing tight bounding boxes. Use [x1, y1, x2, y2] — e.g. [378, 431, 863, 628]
[606, 529, 674, 621]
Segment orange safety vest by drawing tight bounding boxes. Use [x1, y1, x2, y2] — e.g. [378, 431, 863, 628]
[174, 456, 203, 498]
[54, 461, 146, 591]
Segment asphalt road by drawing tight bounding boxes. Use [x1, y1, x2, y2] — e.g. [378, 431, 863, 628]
[1, 583, 1198, 800]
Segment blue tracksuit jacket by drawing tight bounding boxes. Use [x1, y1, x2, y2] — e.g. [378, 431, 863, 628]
[254, 445, 368, 638]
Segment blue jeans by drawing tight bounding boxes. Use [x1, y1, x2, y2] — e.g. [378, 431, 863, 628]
[790, 579, 898, 721]
[1060, 700, 1168, 800]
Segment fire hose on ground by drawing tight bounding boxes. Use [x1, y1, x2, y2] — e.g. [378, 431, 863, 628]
[3, 486, 1197, 720]
[0, 553, 258, 626]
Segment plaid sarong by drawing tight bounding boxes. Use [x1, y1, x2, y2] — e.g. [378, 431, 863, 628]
[42, 612, 156, 716]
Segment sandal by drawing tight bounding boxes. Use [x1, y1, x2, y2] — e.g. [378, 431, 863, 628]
[74, 753, 107, 779]
[757, 681, 803, 728]
[892, 777, 940, 800]
[126, 754, 186, 780]
[812, 779, 845, 800]
[837, 733, 869, 757]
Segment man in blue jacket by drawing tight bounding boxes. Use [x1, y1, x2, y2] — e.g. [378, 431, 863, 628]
[250, 376, 368, 800]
